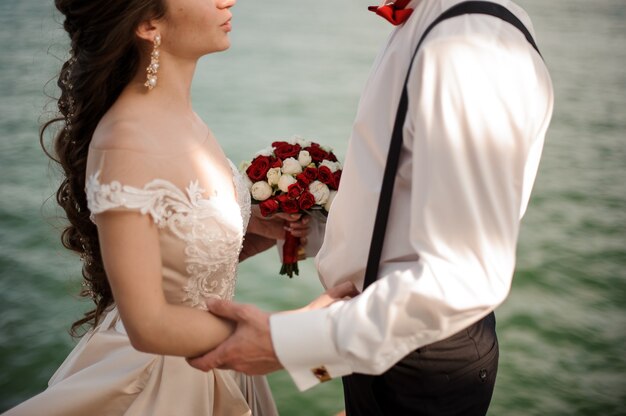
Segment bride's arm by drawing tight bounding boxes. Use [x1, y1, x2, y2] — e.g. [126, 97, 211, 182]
[96, 210, 234, 357]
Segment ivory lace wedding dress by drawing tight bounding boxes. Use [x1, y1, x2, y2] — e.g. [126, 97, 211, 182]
[4, 137, 278, 416]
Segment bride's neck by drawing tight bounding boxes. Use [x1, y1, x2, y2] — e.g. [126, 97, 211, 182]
[127, 52, 197, 113]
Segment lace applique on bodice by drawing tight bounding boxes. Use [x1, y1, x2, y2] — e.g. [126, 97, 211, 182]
[85, 161, 251, 308]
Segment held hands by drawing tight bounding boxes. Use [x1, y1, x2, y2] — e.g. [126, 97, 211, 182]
[186, 281, 359, 374]
[187, 300, 281, 374]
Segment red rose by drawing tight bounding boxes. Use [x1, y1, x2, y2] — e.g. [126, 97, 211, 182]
[246, 156, 271, 182]
[288, 183, 303, 199]
[317, 166, 336, 188]
[303, 167, 318, 181]
[333, 170, 342, 190]
[259, 198, 279, 217]
[281, 198, 300, 214]
[270, 157, 283, 168]
[274, 143, 301, 160]
[327, 152, 338, 162]
[276, 194, 290, 204]
[272, 141, 289, 148]
[305, 145, 329, 163]
[298, 191, 315, 210]
[296, 173, 311, 186]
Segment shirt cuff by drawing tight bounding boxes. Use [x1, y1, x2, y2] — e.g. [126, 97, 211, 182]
[270, 306, 352, 391]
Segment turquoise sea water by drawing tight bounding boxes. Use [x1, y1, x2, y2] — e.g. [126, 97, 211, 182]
[0, 0, 624, 414]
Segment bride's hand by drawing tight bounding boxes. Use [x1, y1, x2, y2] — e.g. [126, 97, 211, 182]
[239, 208, 311, 262]
[299, 281, 360, 312]
[247, 205, 310, 246]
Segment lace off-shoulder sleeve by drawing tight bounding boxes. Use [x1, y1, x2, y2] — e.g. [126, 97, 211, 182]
[85, 171, 203, 227]
[84, 147, 205, 226]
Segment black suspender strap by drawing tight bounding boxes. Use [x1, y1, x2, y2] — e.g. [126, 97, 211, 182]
[362, 1, 541, 290]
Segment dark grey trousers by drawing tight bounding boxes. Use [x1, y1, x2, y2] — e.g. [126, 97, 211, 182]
[342, 312, 499, 416]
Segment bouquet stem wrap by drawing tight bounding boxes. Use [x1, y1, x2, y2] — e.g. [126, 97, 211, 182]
[281, 230, 300, 278]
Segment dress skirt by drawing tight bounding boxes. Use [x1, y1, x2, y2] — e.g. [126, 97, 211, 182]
[3, 309, 278, 416]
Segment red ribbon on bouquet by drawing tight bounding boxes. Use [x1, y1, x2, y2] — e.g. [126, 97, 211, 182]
[281, 231, 304, 278]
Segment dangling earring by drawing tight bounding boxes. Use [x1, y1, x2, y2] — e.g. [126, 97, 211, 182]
[145, 34, 161, 90]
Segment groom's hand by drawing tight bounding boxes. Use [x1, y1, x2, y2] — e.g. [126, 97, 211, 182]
[186, 300, 282, 375]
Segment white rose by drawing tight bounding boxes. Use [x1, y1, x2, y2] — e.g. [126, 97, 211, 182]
[319, 160, 340, 173]
[320, 145, 333, 153]
[324, 190, 337, 212]
[294, 136, 312, 148]
[266, 167, 282, 186]
[298, 150, 312, 167]
[254, 146, 274, 157]
[309, 180, 330, 205]
[278, 174, 297, 193]
[250, 181, 273, 201]
[281, 157, 303, 175]
[239, 160, 251, 173]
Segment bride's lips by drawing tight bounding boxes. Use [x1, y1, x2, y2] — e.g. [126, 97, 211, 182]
[221, 17, 232, 32]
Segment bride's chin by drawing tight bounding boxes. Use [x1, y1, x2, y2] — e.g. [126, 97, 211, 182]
[207, 38, 231, 54]
[222, 39, 231, 49]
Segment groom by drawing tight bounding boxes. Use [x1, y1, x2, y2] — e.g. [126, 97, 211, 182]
[189, 0, 554, 414]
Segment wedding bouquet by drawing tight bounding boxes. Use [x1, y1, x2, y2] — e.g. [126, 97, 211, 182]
[241, 136, 342, 277]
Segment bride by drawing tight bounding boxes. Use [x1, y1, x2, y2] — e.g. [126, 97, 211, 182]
[3, 0, 354, 414]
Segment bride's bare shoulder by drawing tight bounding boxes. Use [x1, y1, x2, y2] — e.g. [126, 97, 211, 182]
[90, 117, 150, 152]
[90, 94, 165, 152]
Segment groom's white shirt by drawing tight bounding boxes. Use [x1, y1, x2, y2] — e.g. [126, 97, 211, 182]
[271, 0, 554, 391]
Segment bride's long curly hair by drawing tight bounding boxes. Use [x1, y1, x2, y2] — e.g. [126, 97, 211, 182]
[42, 0, 166, 336]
